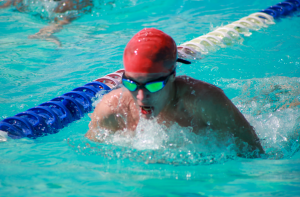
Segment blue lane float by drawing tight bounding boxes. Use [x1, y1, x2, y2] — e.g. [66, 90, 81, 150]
[261, 1, 299, 18]
[0, 70, 123, 139]
[1, 0, 300, 139]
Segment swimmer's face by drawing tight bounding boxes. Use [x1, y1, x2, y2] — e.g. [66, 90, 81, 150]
[123, 71, 176, 119]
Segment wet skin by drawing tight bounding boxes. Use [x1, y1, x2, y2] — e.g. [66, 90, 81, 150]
[86, 72, 265, 155]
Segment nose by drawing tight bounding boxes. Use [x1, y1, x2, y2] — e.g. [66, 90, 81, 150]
[136, 88, 150, 101]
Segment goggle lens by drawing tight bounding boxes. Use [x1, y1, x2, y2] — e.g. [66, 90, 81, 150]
[122, 79, 137, 91]
[145, 82, 164, 93]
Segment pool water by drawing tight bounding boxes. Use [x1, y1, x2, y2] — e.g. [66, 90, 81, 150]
[1, 0, 300, 196]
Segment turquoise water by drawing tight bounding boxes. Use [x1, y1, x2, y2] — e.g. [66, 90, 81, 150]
[1, 0, 300, 196]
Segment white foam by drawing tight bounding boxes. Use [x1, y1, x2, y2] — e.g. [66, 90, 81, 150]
[223, 76, 300, 158]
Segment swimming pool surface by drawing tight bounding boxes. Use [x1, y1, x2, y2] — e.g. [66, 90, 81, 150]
[1, 0, 300, 196]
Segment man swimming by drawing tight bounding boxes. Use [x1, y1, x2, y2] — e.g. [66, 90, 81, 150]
[86, 28, 265, 156]
[0, 0, 93, 46]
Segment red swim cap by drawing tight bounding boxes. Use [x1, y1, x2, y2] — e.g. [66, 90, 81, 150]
[123, 28, 177, 74]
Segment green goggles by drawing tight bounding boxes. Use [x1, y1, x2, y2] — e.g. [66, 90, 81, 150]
[122, 69, 175, 93]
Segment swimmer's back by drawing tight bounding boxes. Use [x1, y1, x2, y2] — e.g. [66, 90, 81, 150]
[176, 75, 264, 152]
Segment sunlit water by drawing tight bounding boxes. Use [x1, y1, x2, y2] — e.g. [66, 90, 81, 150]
[1, 0, 300, 196]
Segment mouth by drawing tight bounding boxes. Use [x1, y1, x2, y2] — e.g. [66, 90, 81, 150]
[140, 106, 154, 115]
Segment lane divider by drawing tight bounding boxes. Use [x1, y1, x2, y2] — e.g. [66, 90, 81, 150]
[1, 0, 299, 139]
[177, 0, 300, 58]
[0, 69, 124, 139]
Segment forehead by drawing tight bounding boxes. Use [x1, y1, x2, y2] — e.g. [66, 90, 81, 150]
[124, 71, 168, 83]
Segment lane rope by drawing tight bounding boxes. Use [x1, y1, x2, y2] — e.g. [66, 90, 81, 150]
[178, 0, 299, 58]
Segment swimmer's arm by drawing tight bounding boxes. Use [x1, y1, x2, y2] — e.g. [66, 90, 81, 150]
[0, 0, 26, 11]
[198, 87, 264, 154]
[85, 95, 125, 141]
[0, 0, 12, 8]
[28, 18, 73, 47]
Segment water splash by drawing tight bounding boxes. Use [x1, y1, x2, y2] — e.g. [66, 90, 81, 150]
[222, 76, 300, 159]
[70, 115, 260, 165]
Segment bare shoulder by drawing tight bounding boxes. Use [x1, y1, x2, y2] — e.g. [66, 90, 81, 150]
[85, 88, 130, 140]
[94, 88, 124, 115]
[175, 75, 225, 103]
[176, 75, 237, 122]
[176, 75, 244, 126]
[175, 75, 264, 153]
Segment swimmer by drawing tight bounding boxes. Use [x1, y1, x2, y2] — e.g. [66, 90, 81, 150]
[0, 0, 93, 46]
[86, 28, 265, 156]
[30, 0, 93, 46]
[0, 0, 25, 12]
